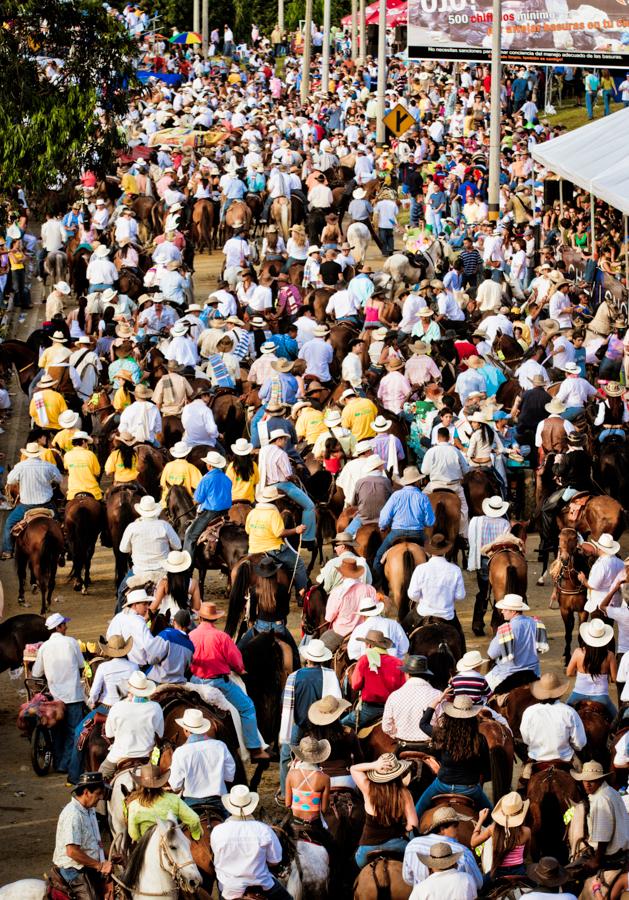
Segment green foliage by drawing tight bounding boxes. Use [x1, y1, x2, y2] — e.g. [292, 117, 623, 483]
[284, 0, 351, 32]
[0, 0, 137, 197]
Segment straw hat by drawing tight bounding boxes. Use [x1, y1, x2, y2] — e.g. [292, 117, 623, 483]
[324, 410, 342, 428]
[291, 736, 331, 764]
[492, 791, 530, 828]
[313, 324, 330, 337]
[540, 319, 560, 337]
[123, 588, 151, 608]
[562, 362, 580, 376]
[386, 357, 404, 371]
[358, 595, 385, 617]
[58, 410, 80, 429]
[356, 629, 392, 651]
[116, 369, 136, 386]
[300, 638, 333, 663]
[466, 355, 485, 369]
[269, 429, 290, 443]
[306, 381, 327, 395]
[203, 451, 227, 469]
[527, 857, 570, 888]
[134, 384, 154, 400]
[570, 760, 610, 782]
[94, 245, 110, 258]
[175, 708, 212, 734]
[545, 398, 566, 415]
[38, 374, 58, 389]
[531, 374, 547, 387]
[134, 496, 162, 518]
[21, 442, 42, 457]
[442, 695, 481, 719]
[362, 455, 385, 474]
[197, 601, 225, 621]
[456, 650, 488, 672]
[416, 842, 462, 871]
[530, 671, 569, 700]
[271, 359, 294, 373]
[222, 784, 259, 817]
[231, 438, 253, 456]
[265, 401, 288, 414]
[260, 341, 276, 354]
[592, 532, 620, 556]
[170, 440, 191, 458]
[424, 533, 453, 557]
[370, 416, 391, 433]
[366, 752, 411, 783]
[410, 340, 428, 355]
[126, 670, 156, 697]
[400, 466, 422, 486]
[604, 382, 624, 397]
[308, 694, 351, 725]
[427, 806, 473, 833]
[482, 495, 509, 518]
[579, 618, 614, 647]
[495, 593, 530, 612]
[97, 634, 133, 658]
[164, 549, 192, 573]
[131, 763, 170, 789]
[332, 531, 357, 546]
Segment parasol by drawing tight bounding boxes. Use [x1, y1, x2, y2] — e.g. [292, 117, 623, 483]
[169, 31, 202, 44]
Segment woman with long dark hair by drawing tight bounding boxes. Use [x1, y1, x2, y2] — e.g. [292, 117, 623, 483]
[566, 618, 617, 716]
[67, 295, 88, 339]
[151, 549, 201, 616]
[471, 792, 531, 881]
[126, 763, 201, 842]
[415, 691, 492, 819]
[104, 431, 139, 483]
[468, 412, 507, 497]
[226, 438, 259, 503]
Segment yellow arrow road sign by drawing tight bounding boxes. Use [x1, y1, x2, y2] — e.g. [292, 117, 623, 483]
[382, 103, 415, 137]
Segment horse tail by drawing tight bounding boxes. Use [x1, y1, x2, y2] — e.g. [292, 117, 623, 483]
[139, 451, 161, 501]
[397, 550, 417, 623]
[226, 559, 251, 637]
[434, 500, 447, 535]
[280, 200, 290, 242]
[68, 504, 91, 577]
[428, 639, 457, 690]
[40, 527, 62, 583]
[489, 743, 512, 804]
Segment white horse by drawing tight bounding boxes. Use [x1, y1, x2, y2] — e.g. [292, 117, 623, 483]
[0, 880, 46, 899]
[286, 841, 329, 899]
[108, 767, 136, 840]
[383, 238, 444, 285]
[120, 816, 201, 899]
[346, 222, 370, 264]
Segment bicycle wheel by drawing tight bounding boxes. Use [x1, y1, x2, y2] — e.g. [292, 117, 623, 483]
[31, 723, 53, 776]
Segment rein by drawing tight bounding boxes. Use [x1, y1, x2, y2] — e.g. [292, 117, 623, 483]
[111, 832, 196, 897]
[301, 585, 326, 636]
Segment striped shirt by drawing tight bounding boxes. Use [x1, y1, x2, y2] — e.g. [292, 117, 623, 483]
[449, 671, 491, 703]
[7, 458, 62, 504]
[458, 248, 483, 275]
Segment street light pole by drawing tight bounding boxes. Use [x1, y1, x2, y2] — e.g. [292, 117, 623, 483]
[322, 0, 331, 94]
[375, 0, 387, 145]
[201, 0, 209, 58]
[358, 0, 366, 62]
[487, 0, 502, 222]
[351, 0, 358, 60]
[193, 0, 200, 36]
[278, 0, 284, 34]
[301, 0, 313, 105]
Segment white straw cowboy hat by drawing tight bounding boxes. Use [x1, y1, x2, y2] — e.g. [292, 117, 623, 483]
[580, 618, 614, 647]
[482, 496, 509, 518]
[257, 485, 284, 503]
[352, 187, 367, 200]
[313, 324, 330, 337]
[530, 671, 569, 700]
[164, 550, 192, 573]
[365, 753, 411, 783]
[495, 593, 530, 612]
[545, 398, 566, 415]
[562, 362, 581, 375]
[125, 670, 156, 697]
[94, 245, 110, 258]
[300, 638, 333, 663]
[269, 429, 290, 443]
[571, 760, 610, 782]
[358, 595, 385, 617]
[203, 451, 227, 468]
[416, 842, 463, 871]
[324, 410, 342, 427]
[362, 455, 385, 474]
[38, 374, 58, 391]
[50, 331, 67, 343]
[170, 441, 191, 459]
[540, 319, 560, 337]
[123, 588, 151, 608]
[134, 496, 163, 518]
[22, 443, 42, 458]
[456, 650, 488, 672]
[492, 792, 530, 828]
[370, 416, 391, 433]
[308, 694, 351, 725]
[222, 784, 259, 817]
[58, 410, 80, 429]
[291, 736, 331, 764]
[592, 533, 620, 556]
[176, 708, 212, 734]
[400, 466, 422, 486]
[260, 341, 276, 354]
[442, 695, 481, 719]
[54, 281, 71, 295]
[231, 438, 253, 456]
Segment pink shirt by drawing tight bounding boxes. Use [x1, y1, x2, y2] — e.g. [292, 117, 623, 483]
[325, 580, 374, 636]
[258, 443, 292, 486]
[377, 371, 412, 415]
[248, 355, 277, 386]
[405, 355, 440, 386]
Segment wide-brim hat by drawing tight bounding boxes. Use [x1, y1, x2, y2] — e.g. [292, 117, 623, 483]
[531, 374, 547, 387]
[492, 791, 530, 828]
[300, 638, 333, 663]
[591, 532, 620, 556]
[571, 760, 610, 782]
[358, 596, 385, 617]
[231, 438, 253, 456]
[134, 384, 154, 400]
[291, 736, 331, 764]
[170, 440, 191, 458]
[443, 695, 481, 718]
[545, 398, 566, 415]
[271, 359, 294, 373]
[495, 593, 530, 612]
[126, 670, 156, 697]
[198, 601, 225, 621]
[50, 330, 68, 343]
[131, 763, 171, 789]
[562, 362, 580, 375]
[425, 533, 453, 557]
[482, 495, 509, 518]
[175, 708, 212, 734]
[324, 411, 342, 428]
[416, 841, 463, 870]
[164, 549, 192, 573]
[456, 650, 488, 672]
[313, 325, 329, 337]
[257, 486, 283, 503]
[21, 441, 42, 457]
[95, 245, 110, 258]
[58, 410, 80, 429]
[530, 671, 570, 700]
[356, 629, 392, 651]
[366, 753, 411, 783]
[203, 451, 227, 469]
[338, 557, 367, 580]
[353, 188, 367, 200]
[526, 857, 570, 888]
[410, 340, 428, 355]
[466, 355, 485, 369]
[116, 369, 136, 385]
[386, 358, 404, 371]
[604, 382, 624, 397]
[400, 466, 422, 486]
[97, 634, 133, 658]
[579, 618, 614, 647]
[332, 531, 357, 546]
[308, 694, 351, 725]
[426, 806, 473, 833]
[371, 416, 391, 433]
[134, 496, 162, 517]
[402, 655, 434, 677]
[540, 319, 560, 336]
[222, 785, 259, 817]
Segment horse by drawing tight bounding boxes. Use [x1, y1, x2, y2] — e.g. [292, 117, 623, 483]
[270, 197, 291, 241]
[194, 522, 249, 599]
[104, 483, 141, 586]
[346, 222, 370, 264]
[191, 198, 215, 253]
[117, 818, 202, 899]
[136, 444, 165, 500]
[240, 628, 294, 748]
[463, 468, 501, 517]
[478, 710, 515, 802]
[487, 543, 528, 631]
[427, 491, 462, 563]
[301, 582, 329, 640]
[226, 553, 293, 637]
[42, 250, 68, 288]
[15, 516, 65, 615]
[526, 764, 581, 862]
[0, 614, 48, 672]
[401, 616, 464, 689]
[223, 200, 252, 240]
[353, 857, 411, 900]
[490, 685, 537, 742]
[382, 541, 426, 621]
[574, 700, 613, 768]
[0, 339, 37, 393]
[558, 494, 624, 542]
[165, 484, 195, 540]
[550, 527, 588, 663]
[597, 436, 629, 511]
[63, 495, 103, 594]
[209, 391, 246, 448]
[492, 331, 524, 365]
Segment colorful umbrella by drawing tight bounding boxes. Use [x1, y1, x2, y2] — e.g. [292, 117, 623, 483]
[169, 31, 202, 44]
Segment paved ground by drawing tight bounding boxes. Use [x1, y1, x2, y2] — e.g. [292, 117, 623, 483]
[0, 241, 620, 888]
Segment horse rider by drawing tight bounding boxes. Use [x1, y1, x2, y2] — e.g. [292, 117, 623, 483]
[116, 499, 181, 602]
[189, 602, 270, 761]
[160, 441, 202, 504]
[519, 672, 586, 783]
[29, 372, 69, 429]
[467, 495, 512, 636]
[340, 629, 405, 729]
[210, 785, 290, 900]
[236, 557, 301, 670]
[570, 760, 629, 873]
[1, 440, 62, 559]
[316, 531, 372, 592]
[421, 425, 470, 538]
[257, 429, 316, 549]
[344, 455, 393, 539]
[118, 383, 163, 446]
[382, 655, 441, 751]
[372, 466, 436, 588]
[347, 594, 409, 661]
[181, 385, 220, 449]
[51, 772, 112, 898]
[486, 593, 549, 694]
[244, 485, 309, 596]
[168, 708, 237, 819]
[539, 430, 593, 560]
[278, 638, 341, 802]
[99, 670, 164, 780]
[69, 336, 101, 405]
[182, 450, 233, 559]
[63, 431, 102, 501]
[407, 532, 466, 644]
[403, 806, 483, 893]
[107, 588, 170, 667]
[152, 359, 194, 417]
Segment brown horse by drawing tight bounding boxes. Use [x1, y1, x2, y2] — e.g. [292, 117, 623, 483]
[550, 527, 589, 663]
[104, 483, 142, 586]
[427, 490, 461, 563]
[136, 444, 165, 500]
[270, 197, 291, 241]
[0, 614, 49, 672]
[353, 858, 411, 900]
[191, 199, 216, 253]
[487, 544, 528, 631]
[0, 339, 37, 393]
[558, 494, 624, 541]
[301, 583, 328, 639]
[527, 764, 581, 862]
[402, 615, 464, 689]
[575, 700, 613, 768]
[223, 201, 252, 240]
[15, 516, 66, 614]
[490, 684, 537, 741]
[335, 514, 381, 569]
[463, 468, 501, 517]
[383, 541, 426, 621]
[194, 522, 249, 599]
[209, 391, 246, 449]
[478, 710, 515, 801]
[63, 496, 103, 594]
[225, 553, 292, 637]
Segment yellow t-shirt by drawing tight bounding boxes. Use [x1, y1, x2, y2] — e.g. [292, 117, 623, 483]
[29, 389, 68, 430]
[226, 461, 259, 503]
[121, 172, 139, 195]
[227, 72, 241, 84]
[20, 448, 57, 464]
[64, 447, 102, 500]
[113, 385, 132, 413]
[52, 428, 78, 454]
[341, 397, 378, 440]
[160, 459, 202, 502]
[296, 407, 327, 445]
[245, 504, 285, 554]
[104, 449, 139, 483]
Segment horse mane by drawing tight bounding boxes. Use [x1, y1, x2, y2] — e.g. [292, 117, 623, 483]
[433, 501, 447, 535]
[226, 559, 252, 637]
[504, 564, 520, 596]
[122, 822, 158, 890]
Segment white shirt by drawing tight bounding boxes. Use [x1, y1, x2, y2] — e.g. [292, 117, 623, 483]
[164, 335, 199, 368]
[556, 376, 597, 408]
[549, 291, 573, 329]
[105, 697, 164, 762]
[182, 398, 219, 446]
[348, 615, 409, 661]
[408, 557, 465, 619]
[585, 555, 625, 613]
[551, 336, 575, 370]
[515, 358, 549, 390]
[41, 218, 67, 252]
[520, 701, 586, 761]
[403, 834, 482, 889]
[249, 284, 273, 312]
[336, 456, 373, 506]
[210, 818, 283, 900]
[119, 400, 162, 444]
[400, 294, 428, 333]
[477, 313, 513, 342]
[32, 632, 85, 704]
[326, 289, 360, 319]
[421, 443, 469, 484]
[118, 519, 181, 577]
[409, 868, 478, 900]
[299, 336, 334, 381]
[342, 353, 363, 388]
[296, 316, 319, 348]
[169, 737, 237, 798]
[535, 415, 574, 448]
[375, 199, 398, 229]
[107, 610, 170, 667]
[89, 657, 138, 707]
[222, 237, 250, 270]
[437, 292, 465, 322]
[86, 258, 118, 286]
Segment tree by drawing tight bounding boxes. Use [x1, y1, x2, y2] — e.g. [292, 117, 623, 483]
[0, 0, 137, 198]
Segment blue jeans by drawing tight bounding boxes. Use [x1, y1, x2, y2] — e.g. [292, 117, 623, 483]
[567, 691, 617, 717]
[603, 89, 613, 115]
[67, 704, 108, 784]
[267, 544, 308, 593]
[238, 620, 300, 670]
[355, 837, 409, 869]
[378, 228, 394, 256]
[586, 91, 595, 119]
[346, 515, 363, 538]
[599, 428, 625, 443]
[415, 777, 492, 819]
[274, 481, 315, 542]
[410, 197, 422, 227]
[183, 795, 227, 819]
[563, 406, 585, 422]
[190, 675, 262, 749]
[53, 701, 86, 773]
[373, 529, 424, 583]
[279, 723, 302, 796]
[340, 701, 384, 730]
[3, 500, 55, 552]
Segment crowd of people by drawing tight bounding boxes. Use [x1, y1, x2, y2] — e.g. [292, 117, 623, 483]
[3, 5, 629, 899]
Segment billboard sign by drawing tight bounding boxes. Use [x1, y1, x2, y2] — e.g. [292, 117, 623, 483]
[407, 0, 629, 66]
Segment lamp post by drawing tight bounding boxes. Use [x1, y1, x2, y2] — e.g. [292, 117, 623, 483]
[201, 0, 209, 58]
[487, 0, 502, 222]
[300, 0, 313, 105]
[351, 0, 358, 60]
[375, 0, 387, 145]
[322, 0, 331, 94]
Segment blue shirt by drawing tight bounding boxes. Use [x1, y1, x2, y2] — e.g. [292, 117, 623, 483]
[488, 613, 541, 679]
[270, 334, 298, 360]
[259, 373, 299, 406]
[479, 364, 507, 398]
[193, 469, 232, 512]
[378, 486, 436, 532]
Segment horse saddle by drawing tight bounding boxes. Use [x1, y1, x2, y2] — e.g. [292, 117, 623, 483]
[365, 849, 405, 863]
[419, 794, 477, 835]
[11, 507, 54, 537]
[198, 514, 228, 554]
[482, 534, 525, 559]
[403, 250, 425, 269]
[564, 491, 591, 526]
[334, 320, 359, 334]
[209, 387, 238, 404]
[77, 711, 108, 751]
[73, 491, 99, 501]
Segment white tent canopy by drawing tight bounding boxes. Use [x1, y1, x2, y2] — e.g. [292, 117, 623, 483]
[531, 106, 629, 215]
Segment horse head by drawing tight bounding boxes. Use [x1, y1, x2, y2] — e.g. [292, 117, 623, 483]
[155, 816, 202, 893]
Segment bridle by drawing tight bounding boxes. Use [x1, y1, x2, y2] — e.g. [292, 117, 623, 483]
[301, 585, 326, 636]
[111, 832, 197, 897]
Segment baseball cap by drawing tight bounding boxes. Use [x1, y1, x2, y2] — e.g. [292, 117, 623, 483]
[45, 613, 70, 630]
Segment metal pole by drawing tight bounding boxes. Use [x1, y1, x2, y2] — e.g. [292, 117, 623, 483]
[301, 0, 313, 105]
[358, 0, 366, 62]
[487, 0, 502, 223]
[201, 0, 208, 57]
[625, 215, 628, 290]
[193, 0, 200, 36]
[322, 0, 331, 94]
[590, 193, 596, 250]
[559, 179, 563, 219]
[375, 0, 387, 146]
[351, 0, 358, 60]
[278, 0, 284, 35]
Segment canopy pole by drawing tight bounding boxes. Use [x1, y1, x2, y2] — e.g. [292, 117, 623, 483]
[625, 215, 628, 290]
[590, 193, 596, 252]
[559, 180, 563, 219]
